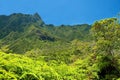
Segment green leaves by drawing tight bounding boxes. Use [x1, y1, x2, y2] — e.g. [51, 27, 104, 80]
[91, 18, 120, 79]
[91, 18, 120, 55]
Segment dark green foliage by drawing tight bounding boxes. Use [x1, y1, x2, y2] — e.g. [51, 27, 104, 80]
[43, 24, 91, 41]
[0, 13, 91, 53]
[97, 55, 120, 79]
[0, 13, 44, 39]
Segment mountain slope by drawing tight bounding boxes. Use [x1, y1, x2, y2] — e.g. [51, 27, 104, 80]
[0, 13, 91, 53]
[0, 13, 45, 38]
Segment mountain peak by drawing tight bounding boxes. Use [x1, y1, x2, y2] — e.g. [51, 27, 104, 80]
[34, 12, 41, 20]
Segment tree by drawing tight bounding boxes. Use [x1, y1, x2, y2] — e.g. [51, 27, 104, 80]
[91, 18, 120, 55]
[91, 18, 120, 79]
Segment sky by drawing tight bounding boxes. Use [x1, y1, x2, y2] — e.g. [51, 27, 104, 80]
[0, 0, 120, 25]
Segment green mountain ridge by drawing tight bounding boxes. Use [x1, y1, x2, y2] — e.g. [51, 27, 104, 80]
[0, 13, 44, 38]
[0, 13, 91, 53]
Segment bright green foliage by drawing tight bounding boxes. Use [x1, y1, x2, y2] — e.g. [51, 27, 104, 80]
[0, 52, 60, 79]
[0, 51, 94, 80]
[91, 18, 120, 55]
[91, 18, 120, 79]
[0, 52, 97, 80]
[1, 50, 120, 80]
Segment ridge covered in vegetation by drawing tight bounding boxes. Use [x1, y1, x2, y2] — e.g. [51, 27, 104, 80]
[0, 13, 91, 54]
[0, 13, 120, 80]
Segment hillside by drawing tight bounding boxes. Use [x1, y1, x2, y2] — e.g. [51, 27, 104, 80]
[0, 13, 120, 80]
[0, 13, 91, 53]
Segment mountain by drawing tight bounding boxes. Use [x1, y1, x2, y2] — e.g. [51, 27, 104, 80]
[0, 13, 45, 38]
[43, 24, 91, 41]
[0, 13, 91, 53]
[0, 13, 120, 80]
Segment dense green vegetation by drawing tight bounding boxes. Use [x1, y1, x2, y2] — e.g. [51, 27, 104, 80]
[0, 13, 120, 79]
[0, 13, 91, 54]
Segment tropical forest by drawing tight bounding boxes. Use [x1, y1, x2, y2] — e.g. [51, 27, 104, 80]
[0, 12, 119, 80]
